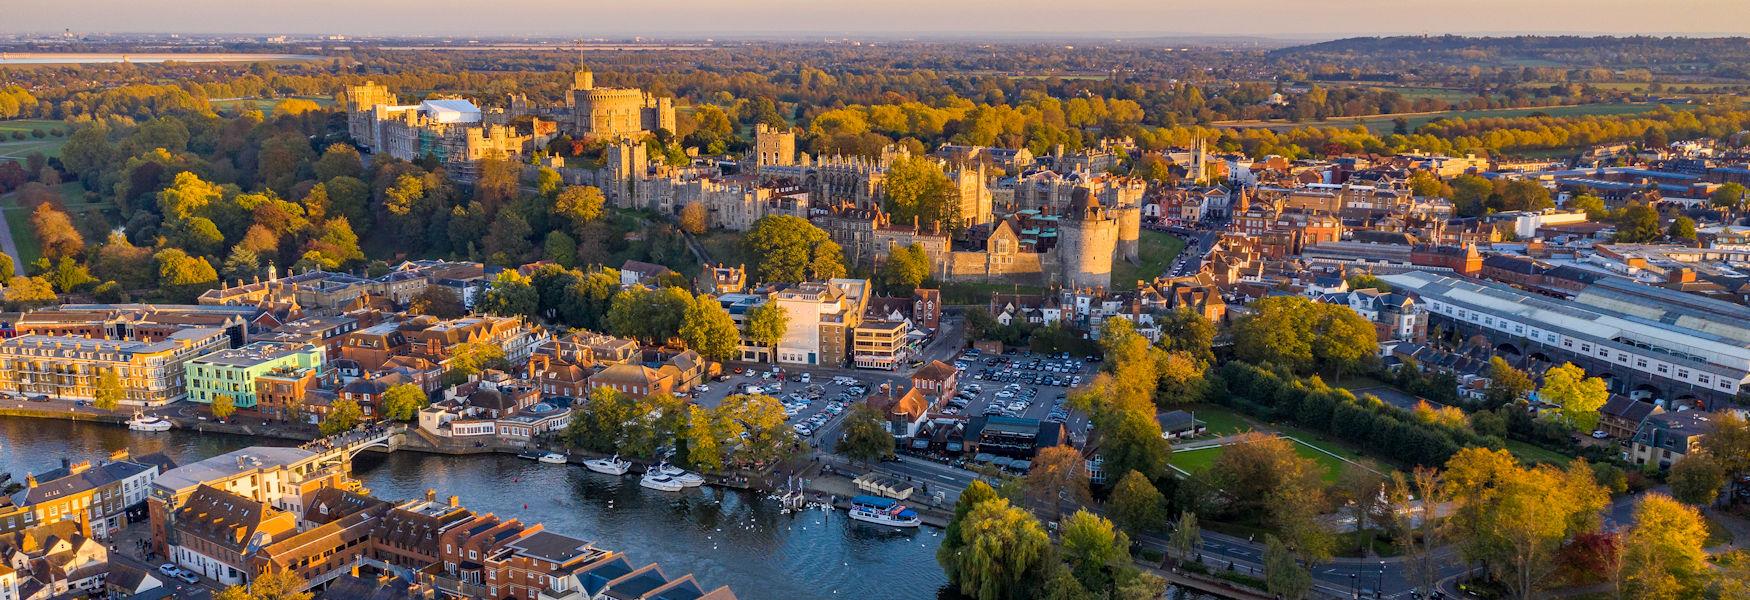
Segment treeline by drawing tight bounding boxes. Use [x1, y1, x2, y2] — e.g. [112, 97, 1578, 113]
[1209, 362, 1490, 468]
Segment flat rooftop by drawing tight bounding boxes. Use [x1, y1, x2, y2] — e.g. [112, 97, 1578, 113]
[154, 446, 318, 493]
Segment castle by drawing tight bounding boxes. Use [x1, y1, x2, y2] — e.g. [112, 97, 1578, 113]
[566, 64, 675, 140]
[341, 83, 532, 180]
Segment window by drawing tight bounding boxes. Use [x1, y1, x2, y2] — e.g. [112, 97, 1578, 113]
[1637, 360, 1647, 368]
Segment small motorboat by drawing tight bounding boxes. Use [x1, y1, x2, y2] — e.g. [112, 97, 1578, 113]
[655, 462, 704, 487]
[127, 411, 172, 432]
[537, 452, 569, 464]
[847, 495, 921, 527]
[517, 450, 545, 460]
[640, 471, 685, 492]
[583, 455, 631, 475]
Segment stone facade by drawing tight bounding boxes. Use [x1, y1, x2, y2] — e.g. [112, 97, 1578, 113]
[566, 67, 675, 140]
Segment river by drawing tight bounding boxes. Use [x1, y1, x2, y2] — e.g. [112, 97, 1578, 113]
[0, 418, 951, 600]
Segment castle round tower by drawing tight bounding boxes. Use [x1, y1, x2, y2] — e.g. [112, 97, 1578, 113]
[1114, 203, 1141, 263]
[1056, 188, 1118, 290]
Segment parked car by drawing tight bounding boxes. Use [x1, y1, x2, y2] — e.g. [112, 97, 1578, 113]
[177, 571, 200, 584]
[158, 564, 180, 577]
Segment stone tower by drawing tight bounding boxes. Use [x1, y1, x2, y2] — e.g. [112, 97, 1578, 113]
[605, 136, 649, 209]
[753, 123, 796, 170]
[1056, 188, 1118, 290]
[1193, 136, 1208, 185]
[1114, 196, 1142, 263]
[953, 162, 993, 227]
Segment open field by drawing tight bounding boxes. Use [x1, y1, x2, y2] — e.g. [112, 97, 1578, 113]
[1112, 229, 1187, 288]
[1186, 405, 1254, 437]
[0, 119, 71, 162]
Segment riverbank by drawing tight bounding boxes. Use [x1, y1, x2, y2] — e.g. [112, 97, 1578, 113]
[0, 418, 952, 599]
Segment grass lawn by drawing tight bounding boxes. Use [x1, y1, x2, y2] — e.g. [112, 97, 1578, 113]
[211, 96, 336, 116]
[1169, 434, 1366, 483]
[1185, 405, 1256, 437]
[0, 119, 71, 162]
[1111, 229, 1187, 288]
[1504, 439, 1574, 467]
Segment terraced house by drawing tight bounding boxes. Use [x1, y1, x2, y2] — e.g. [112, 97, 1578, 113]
[0, 327, 228, 406]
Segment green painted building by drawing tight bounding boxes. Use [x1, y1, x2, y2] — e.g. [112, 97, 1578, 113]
[184, 342, 326, 408]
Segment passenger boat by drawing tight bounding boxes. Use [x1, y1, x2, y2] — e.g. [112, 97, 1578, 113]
[583, 455, 632, 475]
[537, 452, 569, 464]
[640, 471, 685, 492]
[654, 462, 704, 487]
[127, 411, 173, 432]
[847, 495, 921, 527]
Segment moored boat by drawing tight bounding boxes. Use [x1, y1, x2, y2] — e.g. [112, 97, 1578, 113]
[584, 455, 631, 475]
[537, 452, 569, 464]
[127, 411, 172, 432]
[640, 471, 685, 492]
[517, 450, 546, 460]
[655, 462, 704, 487]
[847, 495, 921, 527]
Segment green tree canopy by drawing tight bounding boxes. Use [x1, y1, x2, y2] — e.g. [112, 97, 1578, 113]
[745, 215, 846, 283]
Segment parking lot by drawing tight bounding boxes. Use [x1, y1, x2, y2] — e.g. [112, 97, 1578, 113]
[935, 348, 1099, 445]
[691, 366, 874, 445]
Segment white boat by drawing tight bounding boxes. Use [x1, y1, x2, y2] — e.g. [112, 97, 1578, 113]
[127, 411, 172, 432]
[537, 452, 569, 464]
[583, 455, 631, 475]
[847, 495, 921, 527]
[640, 472, 685, 492]
[655, 462, 704, 487]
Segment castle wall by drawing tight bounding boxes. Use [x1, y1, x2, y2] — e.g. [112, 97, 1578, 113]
[1057, 217, 1118, 289]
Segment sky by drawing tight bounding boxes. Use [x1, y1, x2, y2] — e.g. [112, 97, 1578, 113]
[7, 0, 1750, 39]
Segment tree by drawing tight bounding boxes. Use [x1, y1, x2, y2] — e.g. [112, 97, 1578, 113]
[1614, 203, 1661, 243]
[408, 286, 466, 319]
[477, 270, 539, 319]
[944, 497, 1052, 600]
[1568, 194, 1610, 220]
[745, 214, 845, 283]
[320, 399, 363, 436]
[1233, 295, 1375, 377]
[1332, 468, 1388, 554]
[0, 251, 13, 279]
[1211, 433, 1331, 559]
[883, 155, 962, 232]
[30, 203, 84, 260]
[1622, 493, 1712, 599]
[1498, 179, 1555, 212]
[1095, 410, 1173, 483]
[1667, 215, 1697, 242]
[838, 403, 895, 463]
[312, 143, 363, 182]
[213, 570, 311, 600]
[1346, 273, 1392, 292]
[1058, 510, 1131, 595]
[1485, 356, 1534, 408]
[679, 294, 741, 362]
[380, 383, 427, 421]
[93, 368, 124, 411]
[744, 302, 789, 363]
[483, 210, 534, 265]
[878, 243, 932, 294]
[1108, 470, 1167, 536]
[678, 404, 735, 473]
[1538, 362, 1608, 432]
[1668, 454, 1727, 506]
[553, 185, 605, 230]
[940, 480, 1000, 582]
[3, 275, 57, 308]
[1711, 182, 1749, 215]
[210, 394, 236, 421]
[1700, 412, 1750, 499]
[1262, 534, 1312, 600]
[447, 340, 508, 383]
[1157, 307, 1215, 364]
[678, 202, 708, 234]
[716, 394, 794, 466]
[1025, 445, 1091, 520]
[1396, 468, 1446, 596]
[1442, 448, 1608, 600]
[1167, 511, 1201, 563]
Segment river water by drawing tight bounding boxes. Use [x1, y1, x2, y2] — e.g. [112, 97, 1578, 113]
[0, 418, 950, 600]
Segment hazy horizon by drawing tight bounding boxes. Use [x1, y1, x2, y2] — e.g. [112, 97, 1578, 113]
[6, 0, 1750, 39]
